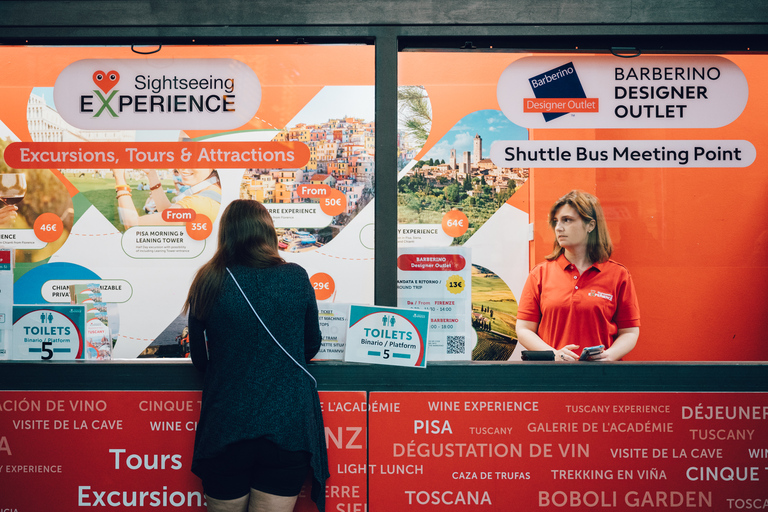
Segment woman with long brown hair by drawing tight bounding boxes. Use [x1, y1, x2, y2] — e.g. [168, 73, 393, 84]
[515, 190, 640, 362]
[184, 199, 328, 512]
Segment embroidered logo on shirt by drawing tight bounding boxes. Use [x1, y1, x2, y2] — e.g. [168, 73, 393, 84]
[588, 290, 614, 302]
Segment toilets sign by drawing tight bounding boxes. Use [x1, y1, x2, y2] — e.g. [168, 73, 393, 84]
[344, 305, 429, 368]
[54, 58, 261, 130]
[12, 305, 85, 360]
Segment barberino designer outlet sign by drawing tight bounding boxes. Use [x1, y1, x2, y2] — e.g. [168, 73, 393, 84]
[54, 59, 261, 130]
[497, 56, 748, 129]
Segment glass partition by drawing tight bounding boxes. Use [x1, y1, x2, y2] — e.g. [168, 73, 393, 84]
[0, 44, 375, 359]
[397, 50, 767, 361]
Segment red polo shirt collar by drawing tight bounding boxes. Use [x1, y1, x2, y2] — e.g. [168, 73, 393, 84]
[556, 253, 605, 273]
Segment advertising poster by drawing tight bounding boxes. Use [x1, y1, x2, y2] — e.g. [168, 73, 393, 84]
[397, 246, 473, 360]
[0, 390, 367, 512]
[368, 391, 768, 511]
[398, 52, 768, 361]
[0, 44, 375, 359]
[397, 57, 533, 363]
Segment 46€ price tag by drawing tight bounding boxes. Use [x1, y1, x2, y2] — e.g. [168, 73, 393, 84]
[33, 213, 64, 243]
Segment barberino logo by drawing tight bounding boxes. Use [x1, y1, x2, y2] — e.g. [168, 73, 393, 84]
[54, 59, 261, 130]
[588, 290, 614, 302]
[524, 62, 599, 122]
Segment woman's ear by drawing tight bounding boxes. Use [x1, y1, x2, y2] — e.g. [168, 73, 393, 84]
[587, 219, 596, 233]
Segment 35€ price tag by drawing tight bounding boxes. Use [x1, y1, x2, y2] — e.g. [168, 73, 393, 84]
[186, 214, 212, 240]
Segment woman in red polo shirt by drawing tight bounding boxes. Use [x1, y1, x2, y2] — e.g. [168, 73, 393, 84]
[516, 190, 640, 362]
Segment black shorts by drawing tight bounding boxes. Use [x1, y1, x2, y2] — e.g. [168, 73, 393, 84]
[196, 438, 311, 500]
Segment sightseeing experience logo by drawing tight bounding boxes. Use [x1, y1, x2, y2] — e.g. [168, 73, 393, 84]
[54, 59, 261, 130]
[525, 62, 599, 122]
[90, 70, 121, 118]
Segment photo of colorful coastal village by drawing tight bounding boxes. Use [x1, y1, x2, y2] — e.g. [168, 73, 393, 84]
[240, 117, 374, 252]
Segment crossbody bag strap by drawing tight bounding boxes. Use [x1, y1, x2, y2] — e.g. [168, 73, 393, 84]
[226, 267, 317, 388]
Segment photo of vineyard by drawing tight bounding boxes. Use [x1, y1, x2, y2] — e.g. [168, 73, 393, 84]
[470, 264, 518, 361]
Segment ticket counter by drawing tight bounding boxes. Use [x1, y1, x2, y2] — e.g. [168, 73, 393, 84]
[2, 361, 767, 510]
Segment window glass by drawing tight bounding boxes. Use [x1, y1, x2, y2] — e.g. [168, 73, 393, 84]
[398, 51, 766, 361]
[0, 44, 375, 359]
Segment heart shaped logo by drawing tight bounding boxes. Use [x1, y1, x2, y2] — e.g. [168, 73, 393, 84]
[93, 70, 120, 93]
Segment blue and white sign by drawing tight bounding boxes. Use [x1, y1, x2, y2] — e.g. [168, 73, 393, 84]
[12, 305, 85, 360]
[344, 305, 429, 368]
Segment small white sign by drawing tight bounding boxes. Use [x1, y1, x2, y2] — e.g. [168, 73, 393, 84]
[490, 140, 756, 168]
[42, 279, 133, 303]
[397, 247, 473, 360]
[315, 302, 350, 360]
[122, 226, 205, 259]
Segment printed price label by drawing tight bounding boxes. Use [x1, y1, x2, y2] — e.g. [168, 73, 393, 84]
[186, 214, 212, 241]
[319, 189, 347, 217]
[33, 213, 64, 243]
[310, 272, 336, 301]
[442, 209, 469, 238]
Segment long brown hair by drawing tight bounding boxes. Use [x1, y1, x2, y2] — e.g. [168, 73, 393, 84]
[183, 199, 285, 320]
[545, 190, 612, 264]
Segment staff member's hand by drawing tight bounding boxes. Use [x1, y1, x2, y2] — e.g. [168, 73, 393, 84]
[590, 328, 640, 361]
[556, 344, 580, 362]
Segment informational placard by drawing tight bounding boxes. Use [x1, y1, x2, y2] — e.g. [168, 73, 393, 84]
[368, 392, 768, 511]
[0, 390, 367, 512]
[344, 304, 429, 367]
[12, 304, 85, 360]
[315, 302, 350, 360]
[489, 139, 757, 168]
[0, 248, 13, 359]
[397, 247, 473, 360]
